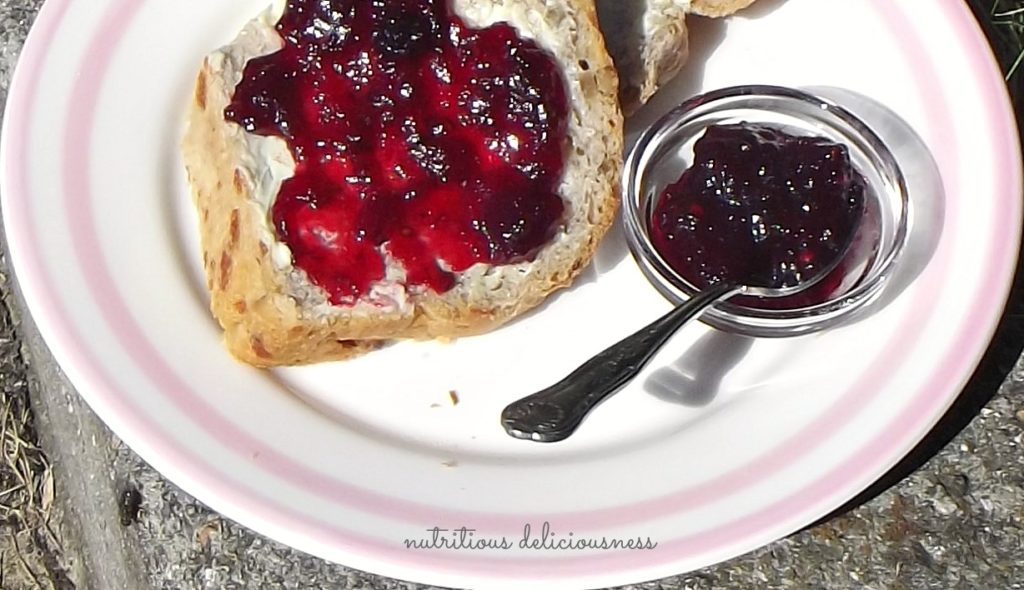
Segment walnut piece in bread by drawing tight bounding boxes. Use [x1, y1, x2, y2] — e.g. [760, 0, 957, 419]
[182, 0, 623, 366]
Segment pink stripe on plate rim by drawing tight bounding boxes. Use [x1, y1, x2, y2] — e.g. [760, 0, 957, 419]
[2, 0, 1020, 581]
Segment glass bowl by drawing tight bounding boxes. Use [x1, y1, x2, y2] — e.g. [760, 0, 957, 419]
[623, 85, 910, 337]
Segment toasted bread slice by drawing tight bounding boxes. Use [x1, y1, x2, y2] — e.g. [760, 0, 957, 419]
[182, 1, 623, 366]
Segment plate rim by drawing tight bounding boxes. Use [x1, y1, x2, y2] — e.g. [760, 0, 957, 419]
[2, 0, 1022, 588]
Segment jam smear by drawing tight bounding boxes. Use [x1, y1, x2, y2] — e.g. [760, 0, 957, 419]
[225, 0, 569, 305]
[651, 123, 867, 309]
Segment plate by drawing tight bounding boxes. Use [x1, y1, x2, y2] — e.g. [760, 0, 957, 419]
[2, 1, 1020, 588]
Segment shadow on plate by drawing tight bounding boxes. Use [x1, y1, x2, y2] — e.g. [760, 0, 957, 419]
[804, 86, 946, 322]
[643, 331, 754, 407]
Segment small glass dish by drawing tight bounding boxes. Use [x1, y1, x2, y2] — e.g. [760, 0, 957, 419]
[623, 85, 910, 337]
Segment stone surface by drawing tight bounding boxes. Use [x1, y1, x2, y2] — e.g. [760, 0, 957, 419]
[0, 263, 80, 590]
[2, 0, 1024, 589]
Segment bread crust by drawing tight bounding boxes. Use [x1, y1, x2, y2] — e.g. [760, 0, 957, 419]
[601, 0, 688, 110]
[182, 0, 623, 367]
[689, 0, 757, 18]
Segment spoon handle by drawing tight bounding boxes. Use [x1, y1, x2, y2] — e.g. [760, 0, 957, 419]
[501, 282, 739, 442]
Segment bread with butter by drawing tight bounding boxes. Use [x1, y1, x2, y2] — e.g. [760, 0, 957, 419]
[182, 0, 623, 366]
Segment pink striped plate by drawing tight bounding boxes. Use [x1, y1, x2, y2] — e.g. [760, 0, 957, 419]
[1, 0, 1020, 588]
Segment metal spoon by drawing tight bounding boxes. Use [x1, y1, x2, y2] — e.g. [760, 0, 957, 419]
[500, 261, 845, 443]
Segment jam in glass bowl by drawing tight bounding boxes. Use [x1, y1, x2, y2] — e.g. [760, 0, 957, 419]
[623, 85, 910, 337]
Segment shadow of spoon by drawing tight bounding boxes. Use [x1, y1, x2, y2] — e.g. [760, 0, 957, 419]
[500, 243, 850, 442]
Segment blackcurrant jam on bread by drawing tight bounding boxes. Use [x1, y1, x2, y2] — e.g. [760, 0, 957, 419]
[182, 0, 622, 366]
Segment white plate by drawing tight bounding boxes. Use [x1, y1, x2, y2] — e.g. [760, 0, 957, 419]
[2, 0, 1021, 588]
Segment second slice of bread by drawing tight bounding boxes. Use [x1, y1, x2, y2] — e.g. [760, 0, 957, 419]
[596, 0, 757, 112]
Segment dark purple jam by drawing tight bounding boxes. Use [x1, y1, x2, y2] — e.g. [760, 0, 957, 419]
[225, 0, 569, 305]
[650, 123, 867, 308]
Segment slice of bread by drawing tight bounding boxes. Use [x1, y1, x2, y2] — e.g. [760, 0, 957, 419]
[596, 0, 757, 112]
[182, 1, 623, 367]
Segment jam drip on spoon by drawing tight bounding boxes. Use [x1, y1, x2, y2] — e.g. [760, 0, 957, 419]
[226, 0, 570, 305]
